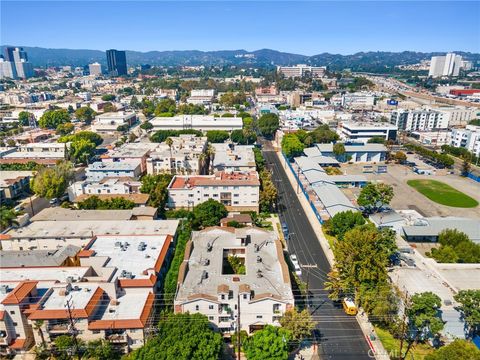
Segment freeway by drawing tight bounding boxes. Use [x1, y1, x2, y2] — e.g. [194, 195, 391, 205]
[262, 146, 371, 360]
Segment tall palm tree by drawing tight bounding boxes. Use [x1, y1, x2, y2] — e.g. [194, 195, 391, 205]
[165, 137, 174, 172]
[0, 206, 19, 231]
[33, 320, 46, 348]
[199, 153, 207, 175]
[206, 144, 216, 175]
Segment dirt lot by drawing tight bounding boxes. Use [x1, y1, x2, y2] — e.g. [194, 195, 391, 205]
[340, 162, 480, 218]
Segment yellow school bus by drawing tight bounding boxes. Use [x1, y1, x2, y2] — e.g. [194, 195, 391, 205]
[342, 298, 358, 315]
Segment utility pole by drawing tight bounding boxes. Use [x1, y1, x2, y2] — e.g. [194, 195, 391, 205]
[296, 167, 300, 194]
[237, 294, 241, 360]
[398, 290, 410, 360]
[302, 264, 317, 309]
[65, 297, 81, 359]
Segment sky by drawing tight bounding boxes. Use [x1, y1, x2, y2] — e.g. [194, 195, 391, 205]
[1, 1, 479, 55]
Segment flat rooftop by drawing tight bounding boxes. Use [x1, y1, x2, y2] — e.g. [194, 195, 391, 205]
[0, 245, 80, 267]
[212, 143, 256, 168]
[435, 264, 480, 291]
[176, 227, 292, 302]
[5, 219, 179, 239]
[41, 284, 99, 311]
[403, 217, 480, 243]
[30, 207, 157, 222]
[88, 160, 141, 171]
[86, 234, 171, 279]
[169, 171, 260, 189]
[96, 289, 151, 321]
[0, 267, 92, 283]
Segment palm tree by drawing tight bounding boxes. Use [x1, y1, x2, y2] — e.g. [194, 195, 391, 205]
[199, 153, 207, 175]
[33, 320, 46, 348]
[165, 137, 174, 172]
[206, 144, 216, 175]
[0, 206, 19, 231]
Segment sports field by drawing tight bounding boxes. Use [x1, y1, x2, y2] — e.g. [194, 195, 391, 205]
[407, 179, 479, 208]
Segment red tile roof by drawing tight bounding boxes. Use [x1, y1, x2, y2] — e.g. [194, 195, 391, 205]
[1, 281, 38, 305]
[9, 338, 27, 350]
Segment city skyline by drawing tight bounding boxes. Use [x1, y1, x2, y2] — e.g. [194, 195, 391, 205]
[1, 1, 479, 55]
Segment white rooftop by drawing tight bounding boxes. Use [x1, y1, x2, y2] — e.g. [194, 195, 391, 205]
[0, 267, 92, 283]
[42, 284, 99, 310]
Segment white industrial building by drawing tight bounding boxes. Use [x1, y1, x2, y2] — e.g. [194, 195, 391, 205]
[174, 227, 294, 334]
[187, 89, 215, 105]
[277, 64, 326, 78]
[150, 115, 243, 132]
[341, 93, 375, 109]
[450, 125, 480, 157]
[337, 121, 397, 143]
[167, 171, 260, 212]
[88, 62, 102, 76]
[314, 143, 387, 163]
[91, 112, 136, 132]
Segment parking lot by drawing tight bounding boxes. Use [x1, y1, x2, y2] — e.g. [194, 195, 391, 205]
[340, 162, 480, 218]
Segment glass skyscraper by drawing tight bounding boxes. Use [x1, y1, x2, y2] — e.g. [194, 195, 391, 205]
[106, 49, 127, 76]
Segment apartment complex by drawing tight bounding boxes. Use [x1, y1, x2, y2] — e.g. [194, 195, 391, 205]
[450, 125, 480, 157]
[187, 89, 215, 105]
[212, 143, 256, 172]
[337, 121, 398, 143]
[68, 177, 142, 201]
[85, 161, 142, 181]
[390, 109, 449, 131]
[167, 171, 260, 212]
[146, 135, 208, 175]
[88, 62, 102, 76]
[0, 171, 33, 202]
[0, 143, 68, 165]
[341, 93, 375, 109]
[277, 64, 326, 78]
[174, 227, 294, 334]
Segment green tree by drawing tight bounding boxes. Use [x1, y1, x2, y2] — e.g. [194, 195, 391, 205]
[308, 124, 339, 144]
[38, 109, 71, 129]
[0, 206, 20, 230]
[259, 169, 277, 213]
[74, 106, 97, 124]
[324, 210, 366, 240]
[128, 313, 223, 360]
[425, 339, 480, 360]
[84, 339, 121, 360]
[192, 199, 227, 229]
[279, 309, 316, 341]
[59, 131, 103, 146]
[429, 245, 459, 263]
[394, 151, 407, 164]
[101, 94, 116, 101]
[70, 139, 96, 164]
[56, 122, 74, 136]
[130, 95, 140, 109]
[258, 113, 279, 137]
[281, 133, 304, 158]
[206, 130, 229, 143]
[53, 335, 84, 360]
[230, 129, 256, 145]
[454, 290, 480, 336]
[31, 161, 73, 199]
[333, 143, 346, 159]
[154, 98, 176, 116]
[408, 292, 444, 342]
[140, 174, 173, 211]
[244, 325, 291, 360]
[77, 196, 136, 210]
[140, 121, 153, 131]
[102, 102, 117, 113]
[357, 182, 394, 210]
[18, 111, 34, 126]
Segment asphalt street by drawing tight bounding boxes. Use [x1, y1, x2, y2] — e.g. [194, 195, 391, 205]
[263, 148, 371, 360]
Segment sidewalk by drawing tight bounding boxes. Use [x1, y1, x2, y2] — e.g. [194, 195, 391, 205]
[274, 148, 389, 360]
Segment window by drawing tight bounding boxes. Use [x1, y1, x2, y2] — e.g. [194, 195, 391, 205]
[243, 294, 247, 300]
[213, 194, 219, 197]
[209, 316, 214, 321]
[233, 186, 239, 190]
[92, 330, 100, 334]
[9, 311, 15, 315]
[221, 294, 225, 300]
[256, 315, 263, 319]
[234, 201, 239, 205]
[195, 305, 199, 311]
[209, 305, 214, 310]
[234, 194, 239, 197]
[13, 322, 18, 326]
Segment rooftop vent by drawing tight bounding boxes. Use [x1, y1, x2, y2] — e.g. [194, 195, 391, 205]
[256, 256, 262, 263]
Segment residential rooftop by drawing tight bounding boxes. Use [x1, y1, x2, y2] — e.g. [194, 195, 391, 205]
[176, 227, 292, 302]
[30, 207, 157, 222]
[403, 217, 480, 243]
[0, 245, 80, 268]
[212, 143, 256, 169]
[169, 171, 260, 189]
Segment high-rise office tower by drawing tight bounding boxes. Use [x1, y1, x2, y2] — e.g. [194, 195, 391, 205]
[106, 49, 127, 76]
[3, 47, 34, 79]
[89, 62, 102, 76]
[4, 47, 16, 62]
[0, 56, 17, 79]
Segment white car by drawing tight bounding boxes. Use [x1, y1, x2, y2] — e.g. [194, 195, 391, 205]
[290, 254, 302, 276]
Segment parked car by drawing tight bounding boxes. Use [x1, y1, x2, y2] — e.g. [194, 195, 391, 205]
[49, 198, 59, 205]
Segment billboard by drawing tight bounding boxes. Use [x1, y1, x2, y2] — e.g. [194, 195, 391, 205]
[387, 99, 399, 106]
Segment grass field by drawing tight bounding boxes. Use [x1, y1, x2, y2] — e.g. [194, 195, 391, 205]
[374, 326, 434, 360]
[407, 179, 479, 208]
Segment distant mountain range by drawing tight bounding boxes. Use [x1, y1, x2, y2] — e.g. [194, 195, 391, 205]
[1, 46, 479, 71]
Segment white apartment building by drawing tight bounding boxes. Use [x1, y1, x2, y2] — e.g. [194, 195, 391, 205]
[88, 62, 102, 76]
[102, 143, 159, 173]
[411, 130, 452, 147]
[187, 89, 215, 105]
[150, 115, 243, 132]
[434, 106, 477, 127]
[212, 143, 256, 172]
[277, 64, 326, 78]
[174, 227, 294, 334]
[77, 92, 92, 101]
[146, 135, 207, 175]
[0, 143, 69, 165]
[428, 53, 463, 78]
[337, 121, 398, 143]
[167, 171, 260, 212]
[341, 93, 375, 108]
[91, 112, 136, 132]
[390, 109, 449, 131]
[85, 160, 142, 181]
[68, 177, 142, 201]
[450, 125, 480, 157]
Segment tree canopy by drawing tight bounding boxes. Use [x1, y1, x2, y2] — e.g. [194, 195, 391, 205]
[454, 290, 480, 336]
[281, 133, 304, 158]
[140, 174, 173, 212]
[77, 196, 136, 210]
[206, 130, 230, 143]
[408, 292, 444, 342]
[425, 339, 480, 360]
[150, 129, 202, 143]
[75, 107, 97, 124]
[58, 131, 103, 146]
[128, 313, 223, 360]
[244, 325, 291, 360]
[31, 161, 73, 199]
[38, 109, 71, 129]
[192, 199, 228, 229]
[258, 113, 279, 137]
[357, 182, 394, 210]
[429, 229, 480, 264]
[324, 210, 366, 240]
[279, 309, 316, 341]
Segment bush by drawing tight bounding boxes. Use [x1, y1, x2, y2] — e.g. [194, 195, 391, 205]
[150, 129, 202, 143]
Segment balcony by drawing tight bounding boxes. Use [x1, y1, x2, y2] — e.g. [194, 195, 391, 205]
[47, 323, 69, 333]
[106, 334, 128, 343]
